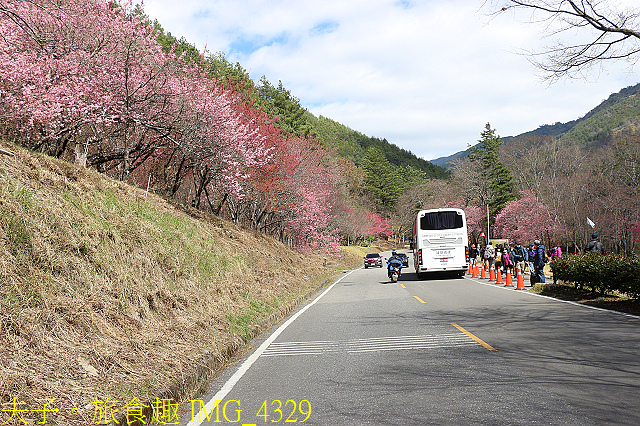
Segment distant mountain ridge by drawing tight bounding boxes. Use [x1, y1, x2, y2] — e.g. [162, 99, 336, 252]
[431, 82, 640, 168]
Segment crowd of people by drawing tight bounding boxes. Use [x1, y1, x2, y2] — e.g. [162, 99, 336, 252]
[468, 240, 563, 284]
[468, 233, 605, 285]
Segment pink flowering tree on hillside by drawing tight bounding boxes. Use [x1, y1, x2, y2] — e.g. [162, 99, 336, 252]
[330, 202, 369, 245]
[330, 201, 393, 245]
[214, 95, 291, 230]
[283, 137, 340, 254]
[0, 0, 185, 173]
[0, 0, 345, 255]
[493, 191, 566, 245]
[368, 212, 393, 240]
[169, 75, 273, 205]
[1, 0, 274, 200]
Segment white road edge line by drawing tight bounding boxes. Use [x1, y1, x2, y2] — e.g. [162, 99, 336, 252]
[187, 268, 358, 425]
[466, 277, 640, 320]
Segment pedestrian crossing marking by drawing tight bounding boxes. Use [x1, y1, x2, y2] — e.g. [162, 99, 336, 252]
[261, 333, 480, 357]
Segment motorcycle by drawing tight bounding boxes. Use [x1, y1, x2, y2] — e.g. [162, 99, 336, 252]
[389, 265, 400, 282]
[387, 258, 403, 282]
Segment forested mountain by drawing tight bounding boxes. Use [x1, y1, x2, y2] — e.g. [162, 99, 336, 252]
[306, 114, 450, 179]
[559, 83, 640, 144]
[432, 82, 640, 168]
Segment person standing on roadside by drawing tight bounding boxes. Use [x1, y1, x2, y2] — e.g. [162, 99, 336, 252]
[469, 243, 478, 267]
[483, 242, 495, 271]
[550, 244, 562, 284]
[533, 239, 547, 284]
[502, 245, 513, 274]
[527, 243, 536, 276]
[494, 246, 502, 272]
[585, 233, 605, 254]
[512, 241, 527, 275]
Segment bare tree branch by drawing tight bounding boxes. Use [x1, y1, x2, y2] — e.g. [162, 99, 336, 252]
[487, 0, 640, 81]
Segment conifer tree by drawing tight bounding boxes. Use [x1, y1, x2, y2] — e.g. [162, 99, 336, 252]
[256, 78, 313, 138]
[469, 123, 518, 220]
[362, 146, 402, 209]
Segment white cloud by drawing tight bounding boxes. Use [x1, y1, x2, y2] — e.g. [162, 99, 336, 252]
[140, 0, 640, 161]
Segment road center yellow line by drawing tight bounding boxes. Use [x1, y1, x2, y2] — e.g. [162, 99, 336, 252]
[413, 296, 426, 303]
[451, 323, 497, 352]
[400, 284, 406, 288]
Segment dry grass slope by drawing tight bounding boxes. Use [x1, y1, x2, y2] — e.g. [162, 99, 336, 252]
[0, 141, 363, 425]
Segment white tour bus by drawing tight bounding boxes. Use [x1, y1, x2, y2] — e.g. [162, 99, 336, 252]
[413, 208, 469, 278]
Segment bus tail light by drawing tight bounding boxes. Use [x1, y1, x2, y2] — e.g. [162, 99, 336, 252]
[418, 249, 423, 265]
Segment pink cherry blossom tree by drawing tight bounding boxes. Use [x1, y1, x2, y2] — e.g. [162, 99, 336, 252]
[1, 0, 184, 172]
[493, 190, 566, 244]
[368, 212, 393, 239]
[1, 0, 274, 199]
[283, 136, 340, 253]
[0, 0, 346, 254]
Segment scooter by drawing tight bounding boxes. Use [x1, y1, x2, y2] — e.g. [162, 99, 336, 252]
[389, 265, 401, 282]
[387, 258, 403, 282]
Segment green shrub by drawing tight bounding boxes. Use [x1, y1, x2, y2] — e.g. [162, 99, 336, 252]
[550, 253, 640, 298]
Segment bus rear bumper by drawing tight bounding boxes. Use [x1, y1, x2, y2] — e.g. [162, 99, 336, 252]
[417, 264, 468, 273]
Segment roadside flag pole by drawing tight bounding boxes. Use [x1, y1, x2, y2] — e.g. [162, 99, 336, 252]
[486, 204, 490, 244]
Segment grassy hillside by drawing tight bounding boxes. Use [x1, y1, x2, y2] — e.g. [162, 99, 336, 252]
[0, 140, 365, 425]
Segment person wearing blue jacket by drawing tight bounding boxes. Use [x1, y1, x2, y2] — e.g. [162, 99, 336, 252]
[533, 240, 547, 284]
[387, 251, 404, 280]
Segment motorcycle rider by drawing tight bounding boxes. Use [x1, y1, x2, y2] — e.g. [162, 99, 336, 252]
[387, 250, 404, 280]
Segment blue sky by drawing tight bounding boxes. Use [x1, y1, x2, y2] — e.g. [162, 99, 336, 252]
[140, 0, 640, 161]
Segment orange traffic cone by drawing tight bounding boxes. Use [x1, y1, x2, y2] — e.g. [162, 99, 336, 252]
[516, 266, 525, 290]
[472, 263, 478, 277]
[495, 267, 503, 284]
[489, 266, 495, 281]
[505, 267, 513, 286]
[480, 265, 486, 279]
[467, 264, 472, 275]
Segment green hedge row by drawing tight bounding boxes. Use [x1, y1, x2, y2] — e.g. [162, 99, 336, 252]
[550, 253, 640, 298]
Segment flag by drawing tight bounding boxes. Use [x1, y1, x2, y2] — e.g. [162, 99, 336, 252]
[586, 217, 595, 228]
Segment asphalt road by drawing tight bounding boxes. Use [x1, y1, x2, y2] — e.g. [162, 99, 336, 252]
[180, 252, 640, 425]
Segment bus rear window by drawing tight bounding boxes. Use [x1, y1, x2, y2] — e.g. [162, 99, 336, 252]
[420, 211, 463, 230]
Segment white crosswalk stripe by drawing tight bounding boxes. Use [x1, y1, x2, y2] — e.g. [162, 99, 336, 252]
[261, 333, 479, 357]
